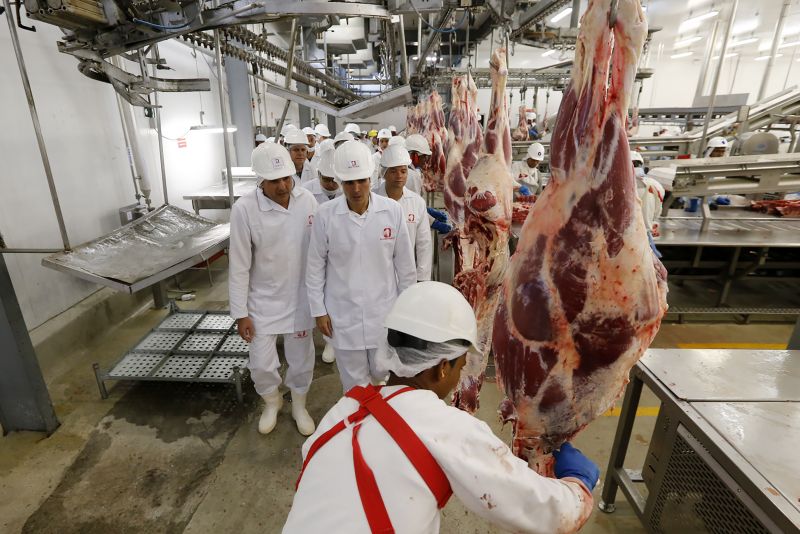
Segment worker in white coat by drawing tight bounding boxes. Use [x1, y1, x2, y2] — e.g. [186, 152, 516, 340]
[284, 129, 315, 186]
[632, 151, 665, 238]
[704, 136, 729, 158]
[302, 127, 317, 160]
[404, 133, 429, 196]
[374, 145, 433, 281]
[511, 142, 545, 195]
[314, 123, 331, 142]
[284, 282, 599, 534]
[370, 128, 392, 179]
[306, 140, 417, 392]
[229, 142, 317, 436]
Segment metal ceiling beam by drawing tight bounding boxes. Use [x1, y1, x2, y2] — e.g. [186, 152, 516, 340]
[510, 0, 571, 41]
[415, 6, 455, 72]
[261, 78, 342, 116]
[338, 85, 413, 119]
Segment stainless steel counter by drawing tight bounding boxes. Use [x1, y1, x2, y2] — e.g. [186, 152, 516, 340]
[183, 181, 258, 213]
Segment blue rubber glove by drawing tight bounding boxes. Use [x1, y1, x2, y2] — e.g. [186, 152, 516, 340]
[427, 207, 448, 223]
[518, 185, 532, 196]
[647, 231, 662, 259]
[431, 220, 453, 234]
[715, 196, 731, 206]
[553, 442, 600, 491]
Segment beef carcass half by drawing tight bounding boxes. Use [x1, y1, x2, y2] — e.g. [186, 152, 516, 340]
[512, 104, 530, 141]
[444, 74, 483, 274]
[452, 48, 514, 412]
[492, 0, 668, 474]
[406, 92, 448, 191]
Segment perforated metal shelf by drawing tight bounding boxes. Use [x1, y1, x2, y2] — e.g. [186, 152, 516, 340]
[199, 356, 248, 380]
[157, 313, 203, 331]
[219, 335, 250, 354]
[153, 355, 208, 378]
[108, 353, 166, 378]
[175, 333, 224, 354]
[133, 331, 185, 352]
[196, 314, 235, 331]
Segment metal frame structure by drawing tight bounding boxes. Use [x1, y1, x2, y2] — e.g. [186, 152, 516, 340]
[600, 349, 800, 533]
[94, 306, 250, 402]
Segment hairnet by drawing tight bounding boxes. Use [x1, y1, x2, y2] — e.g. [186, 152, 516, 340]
[376, 335, 468, 378]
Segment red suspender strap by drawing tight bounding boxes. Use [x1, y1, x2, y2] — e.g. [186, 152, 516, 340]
[351, 422, 394, 533]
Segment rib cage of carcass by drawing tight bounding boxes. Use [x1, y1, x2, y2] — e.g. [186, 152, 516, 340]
[512, 104, 530, 141]
[491, 0, 668, 475]
[406, 91, 447, 191]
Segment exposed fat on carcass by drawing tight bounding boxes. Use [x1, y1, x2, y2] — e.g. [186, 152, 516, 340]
[492, 0, 668, 474]
[512, 104, 530, 141]
[406, 91, 448, 191]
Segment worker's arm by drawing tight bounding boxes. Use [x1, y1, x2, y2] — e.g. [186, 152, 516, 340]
[414, 203, 433, 282]
[306, 208, 329, 318]
[228, 202, 252, 322]
[392, 207, 417, 292]
[434, 409, 594, 534]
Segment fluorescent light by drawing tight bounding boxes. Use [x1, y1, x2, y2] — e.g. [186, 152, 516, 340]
[755, 54, 783, 61]
[783, 25, 800, 37]
[779, 40, 800, 50]
[711, 53, 738, 60]
[727, 37, 758, 48]
[550, 7, 572, 23]
[189, 125, 237, 133]
[541, 49, 556, 57]
[674, 36, 703, 49]
[680, 10, 719, 32]
[670, 52, 694, 59]
[731, 18, 759, 36]
[411, 55, 418, 60]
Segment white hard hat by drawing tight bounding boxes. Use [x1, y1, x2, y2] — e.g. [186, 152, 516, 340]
[388, 135, 406, 147]
[251, 142, 293, 181]
[405, 133, 432, 155]
[314, 124, 331, 138]
[302, 127, 315, 136]
[707, 136, 728, 149]
[385, 281, 478, 350]
[526, 142, 545, 161]
[377, 128, 392, 140]
[333, 131, 353, 145]
[284, 129, 310, 146]
[266, 136, 275, 143]
[280, 123, 297, 137]
[344, 123, 361, 135]
[334, 140, 375, 181]
[317, 143, 336, 178]
[388, 125, 398, 133]
[381, 144, 412, 168]
[630, 151, 644, 164]
[255, 133, 267, 142]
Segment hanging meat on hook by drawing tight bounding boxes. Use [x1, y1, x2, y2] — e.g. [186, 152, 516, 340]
[512, 104, 530, 141]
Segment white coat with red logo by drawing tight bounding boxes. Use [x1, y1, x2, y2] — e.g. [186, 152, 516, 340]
[374, 182, 432, 281]
[306, 193, 417, 350]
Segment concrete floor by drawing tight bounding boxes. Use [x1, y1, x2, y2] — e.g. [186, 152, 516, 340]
[0, 266, 795, 534]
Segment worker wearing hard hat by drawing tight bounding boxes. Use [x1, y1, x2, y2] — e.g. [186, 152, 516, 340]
[333, 131, 352, 148]
[284, 129, 315, 186]
[302, 127, 317, 158]
[279, 124, 298, 146]
[511, 142, 545, 196]
[344, 123, 361, 139]
[388, 125, 398, 136]
[229, 142, 318, 437]
[368, 129, 379, 151]
[405, 133, 430, 196]
[255, 133, 268, 147]
[284, 282, 598, 533]
[704, 136, 729, 158]
[371, 129, 393, 177]
[303, 141, 342, 205]
[314, 123, 331, 142]
[306, 140, 416, 392]
[632, 151, 665, 238]
[374, 145, 433, 282]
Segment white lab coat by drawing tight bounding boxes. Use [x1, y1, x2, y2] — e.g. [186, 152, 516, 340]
[406, 166, 423, 196]
[303, 179, 342, 205]
[637, 175, 665, 235]
[510, 160, 541, 193]
[283, 386, 593, 534]
[306, 193, 417, 350]
[229, 187, 318, 333]
[374, 183, 433, 281]
[298, 161, 316, 185]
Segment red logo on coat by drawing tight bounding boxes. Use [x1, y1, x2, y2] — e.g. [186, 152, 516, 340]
[381, 227, 394, 240]
[407, 213, 415, 223]
[307, 214, 314, 226]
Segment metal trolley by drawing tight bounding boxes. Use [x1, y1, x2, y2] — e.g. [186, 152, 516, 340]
[93, 305, 250, 402]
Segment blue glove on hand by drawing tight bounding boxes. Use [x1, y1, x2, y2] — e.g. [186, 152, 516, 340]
[431, 220, 453, 234]
[518, 185, 532, 196]
[553, 442, 600, 491]
[647, 231, 662, 259]
[714, 196, 731, 206]
[427, 207, 448, 223]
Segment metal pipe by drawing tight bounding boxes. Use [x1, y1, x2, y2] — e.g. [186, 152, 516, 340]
[0, 249, 65, 254]
[276, 18, 299, 136]
[398, 15, 409, 85]
[697, 0, 738, 158]
[569, 0, 580, 28]
[214, 29, 235, 210]
[758, 0, 791, 101]
[4, 0, 71, 250]
[148, 46, 169, 205]
[417, 15, 422, 75]
[694, 19, 719, 102]
[784, 45, 798, 90]
[110, 56, 142, 204]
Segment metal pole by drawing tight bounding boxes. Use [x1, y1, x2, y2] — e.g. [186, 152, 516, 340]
[758, 0, 791, 101]
[0, 249, 65, 254]
[276, 18, 299, 136]
[111, 58, 142, 204]
[569, 0, 580, 28]
[417, 15, 422, 74]
[784, 45, 798, 90]
[399, 14, 409, 84]
[4, 0, 71, 251]
[697, 0, 738, 158]
[694, 20, 719, 101]
[214, 29, 235, 210]
[148, 47, 170, 205]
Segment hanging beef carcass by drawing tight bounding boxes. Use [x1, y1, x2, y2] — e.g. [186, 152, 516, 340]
[512, 104, 530, 141]
[406, 92, 448, 191]
[444, 74, 483, 274]
[452, 48, 513, 412]
[492, 0, 668, 474]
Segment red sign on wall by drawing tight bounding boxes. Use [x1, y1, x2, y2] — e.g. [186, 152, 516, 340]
[177, 137, 187, 148]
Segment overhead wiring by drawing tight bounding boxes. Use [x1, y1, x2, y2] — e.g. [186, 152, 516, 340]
[408, 1, 467, 33]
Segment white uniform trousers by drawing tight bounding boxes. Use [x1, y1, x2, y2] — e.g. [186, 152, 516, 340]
[249, 331, 315, 396]
[333, 348, 387, 393]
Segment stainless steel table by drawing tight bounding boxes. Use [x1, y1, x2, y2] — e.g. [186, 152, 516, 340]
[183, 181, 258, 213]
[599, 349, 800, 533]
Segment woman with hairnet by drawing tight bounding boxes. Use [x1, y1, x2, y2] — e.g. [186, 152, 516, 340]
[283, 282, 599, 534]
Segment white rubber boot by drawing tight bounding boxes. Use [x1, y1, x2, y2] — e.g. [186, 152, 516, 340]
[258, 390, 283, 435]
[291, 391, 316, 436]
[322, 343, 335, 363]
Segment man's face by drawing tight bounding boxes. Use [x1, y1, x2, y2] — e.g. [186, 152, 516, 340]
[306, 134, 316, 148]
[371, 137, 378, 147]
[260, 176, 293, 204]
[289, 144, 308, 170]
[342, 179, 370, 203]
[526, 158, 540, 169]
[319, 174, 339, 192]
[384, 166, 407, 189]
[379, 138, 389, 151]
[710, 147, 726, 158]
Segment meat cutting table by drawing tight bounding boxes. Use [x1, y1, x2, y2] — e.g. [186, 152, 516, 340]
[183, 180, 258, 214]
[599, 348, 800, 533]
[655, 209, 800, 248]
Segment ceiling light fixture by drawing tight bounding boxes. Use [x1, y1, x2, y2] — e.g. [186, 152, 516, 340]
[679, 10, 719, 32]
[731, 19, 759, 35]
[189, 125, 238, 134]
[674, 36, 703, 49]
[755, 54, 783, 61]
[779, 40, 800, 50]
[727, 37, 758, 48]
[711, 53, 739, 60]
[670, 51, 694, 59]
[550, 7, 572, 23]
